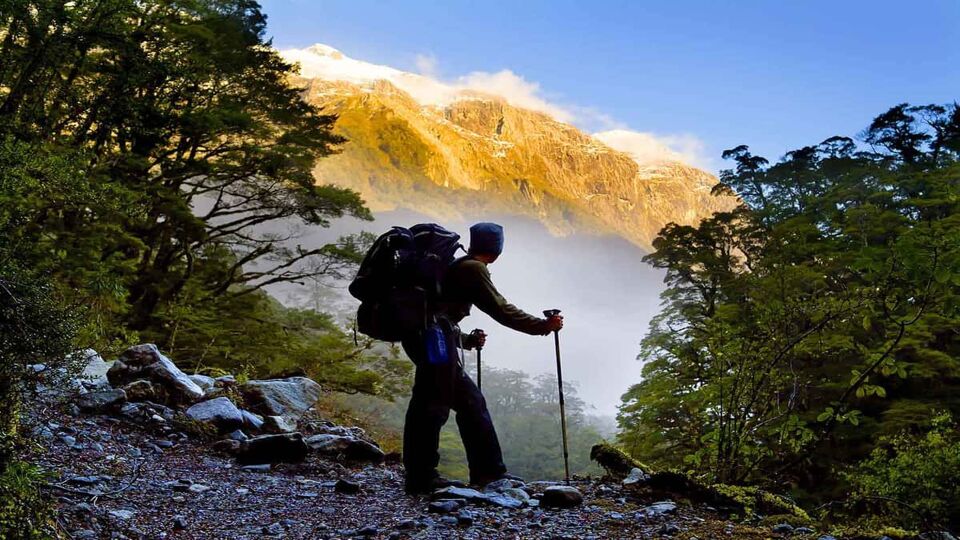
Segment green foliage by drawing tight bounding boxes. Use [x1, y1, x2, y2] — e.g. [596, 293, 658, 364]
[0, 264, 77, 539]
[0, 460, 54, 539]
[844, 412, 960, 530]
[619, 103, 960, 528]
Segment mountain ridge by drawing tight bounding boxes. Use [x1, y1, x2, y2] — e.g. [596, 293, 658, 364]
[284, 45, 736, 249]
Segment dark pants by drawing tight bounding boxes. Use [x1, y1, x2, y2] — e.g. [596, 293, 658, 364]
[401, 333, 506, 485]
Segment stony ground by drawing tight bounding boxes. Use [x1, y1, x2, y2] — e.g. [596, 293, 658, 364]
[35, 409, 779, 540]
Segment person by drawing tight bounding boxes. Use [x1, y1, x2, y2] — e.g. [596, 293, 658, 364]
[402, 222, 564, 494]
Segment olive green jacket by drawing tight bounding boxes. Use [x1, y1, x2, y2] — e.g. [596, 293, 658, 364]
[438, 256, 550, 336]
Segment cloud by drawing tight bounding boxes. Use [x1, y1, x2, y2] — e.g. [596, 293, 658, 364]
[413, 53, 438, 78]
[594, 130, 710, 169]
[454, 70, 574, 123]
[282, 44, 709, 168]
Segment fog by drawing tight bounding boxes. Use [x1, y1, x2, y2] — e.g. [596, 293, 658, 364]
[269, 209, 667, 418]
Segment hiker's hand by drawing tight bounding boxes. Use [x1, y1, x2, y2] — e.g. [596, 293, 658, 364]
[545, 314, 564, 333]
[467, 329, 486, 349]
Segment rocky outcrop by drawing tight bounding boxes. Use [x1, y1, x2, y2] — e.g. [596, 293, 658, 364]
[107, 344, 204, 405]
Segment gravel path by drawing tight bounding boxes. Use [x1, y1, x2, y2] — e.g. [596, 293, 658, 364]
[38, 412, 767, 540]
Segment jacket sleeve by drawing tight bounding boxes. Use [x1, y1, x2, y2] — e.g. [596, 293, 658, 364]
[463, 262, 550, 336]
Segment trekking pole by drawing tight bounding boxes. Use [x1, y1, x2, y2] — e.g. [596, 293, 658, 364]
[476, 346, 482, 391]
[543, 309, 570, 485]
[470, 329, 484, 391]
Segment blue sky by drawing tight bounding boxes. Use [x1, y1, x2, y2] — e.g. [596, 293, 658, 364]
[259, 0, 958, 170]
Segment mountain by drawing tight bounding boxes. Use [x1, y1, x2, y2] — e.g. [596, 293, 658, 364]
[284, 45, 735, 250]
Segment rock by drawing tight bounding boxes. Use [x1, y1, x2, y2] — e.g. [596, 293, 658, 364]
[67, 476, 101, 486]
[456, 510, 474, 526]
[60, 434, 77, 447]
[237, 433, 309, 464]
[500, 487, 531, 505]
[108, 509, 135, 520]
[122, 379, 160, 402]
[334, 478, 361, 494]
[356, 525, 378, 537]
[185, 397, 244, 433]
[772, 523, 795, 534]
[920, 534, 959, 540]
[211, 439, 242, 455]
[429, 500, 463, 513]
[539, 485, 583, 508]
[215, 375, 237, 386]
[305, 434, 385, 463]
[658, 523, 680, 536]
[76, 388, 126, 413]
[173, 515, 188, 530]
[795, 527, 815, 535]
[71, 530, 97, 539]
[484, 493, 525, 509]
[817, 536, 838, 540]
[484, 478, 525, 492]
[622, 467, 650, 486]
[263, 522, 284, 536]
[431, 486, 487, 501]
[263, 415, 297, 433]
[227, 430, 248, 441]
[240, 410, 264, 432]
[107, 344, 204, 405]
[240, 377, 321, 422]
[639, 501, 677, 517]
[189, 374, 216, 391]
[187, 483, 211, 494]
[76, 349, 112, 388]
[240, 463, 271, 473]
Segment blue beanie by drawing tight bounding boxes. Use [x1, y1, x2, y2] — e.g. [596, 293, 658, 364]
[469, 222, 504, 255]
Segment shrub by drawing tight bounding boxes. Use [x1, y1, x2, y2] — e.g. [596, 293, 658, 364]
[844, 412, 960, 530]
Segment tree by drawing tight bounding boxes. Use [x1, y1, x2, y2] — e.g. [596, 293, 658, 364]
[0, 0, 371, 339]
[618, 103, 960, 520]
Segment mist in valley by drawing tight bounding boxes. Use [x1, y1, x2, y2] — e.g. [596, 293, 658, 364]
[270, 209, 666, 420]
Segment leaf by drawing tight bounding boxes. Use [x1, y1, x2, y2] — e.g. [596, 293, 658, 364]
[862, 315, 872, 331]
[875, 386, 886, 398]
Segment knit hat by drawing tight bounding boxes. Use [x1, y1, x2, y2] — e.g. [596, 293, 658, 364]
[469, 222, 504, 255]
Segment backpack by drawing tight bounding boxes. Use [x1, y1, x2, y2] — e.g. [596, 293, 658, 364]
[349, 223, 463, 342]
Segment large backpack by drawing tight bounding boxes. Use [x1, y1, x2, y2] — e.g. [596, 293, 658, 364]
[349, 223, 463, 342]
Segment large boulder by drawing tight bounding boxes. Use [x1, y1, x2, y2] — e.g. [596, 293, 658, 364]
[236, 433, 309, 465]
[305, 434, 385, 463]
[240, 377, 321, 423]
[107, 345, 204, 405]
[185, 397, 243, 433]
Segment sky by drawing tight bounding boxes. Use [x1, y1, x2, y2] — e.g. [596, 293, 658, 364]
[261, 0, 959, 172]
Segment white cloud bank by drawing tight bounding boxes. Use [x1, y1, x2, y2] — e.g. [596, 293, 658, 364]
[281, 44, 710, 168]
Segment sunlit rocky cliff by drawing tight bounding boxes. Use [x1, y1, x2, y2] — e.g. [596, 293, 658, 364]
[285, 45, 735, 250]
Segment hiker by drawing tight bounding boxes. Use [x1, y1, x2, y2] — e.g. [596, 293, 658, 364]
[402, 222, 564, 494]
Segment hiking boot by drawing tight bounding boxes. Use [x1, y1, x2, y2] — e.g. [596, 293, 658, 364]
[404, 475, 466, 495]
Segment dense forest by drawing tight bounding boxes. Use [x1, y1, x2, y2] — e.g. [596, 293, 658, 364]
[618, 103, 960, 530]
